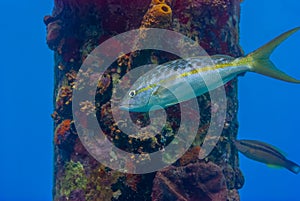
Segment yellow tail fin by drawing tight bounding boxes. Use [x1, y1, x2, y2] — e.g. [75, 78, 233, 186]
[244, 27, 300, 83]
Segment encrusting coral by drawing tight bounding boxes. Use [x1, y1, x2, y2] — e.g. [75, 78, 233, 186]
[141, 2, 172, 28]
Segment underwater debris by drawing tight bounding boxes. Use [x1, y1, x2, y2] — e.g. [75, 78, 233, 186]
[152, 162, 227, 201]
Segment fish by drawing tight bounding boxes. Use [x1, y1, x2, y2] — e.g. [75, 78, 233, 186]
[120, 27, 300, 112]
[234, 139, 300, 174]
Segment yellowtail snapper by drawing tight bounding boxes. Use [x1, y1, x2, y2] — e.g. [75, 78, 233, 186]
[234, 139, 300, 174]
[120, 27, 300, 112]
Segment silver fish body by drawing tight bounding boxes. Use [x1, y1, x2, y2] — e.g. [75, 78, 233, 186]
[120, 55, 249, 112]
[234, 139, 300, 174]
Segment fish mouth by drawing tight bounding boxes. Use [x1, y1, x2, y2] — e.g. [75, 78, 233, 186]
[119, 103, 142, 112]
[119, 104, 131, 111]
[119, 96, 152, 112]
[119, 101, 156, 112]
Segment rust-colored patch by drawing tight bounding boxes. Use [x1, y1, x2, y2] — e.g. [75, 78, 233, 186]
[54, 119, 72, 145]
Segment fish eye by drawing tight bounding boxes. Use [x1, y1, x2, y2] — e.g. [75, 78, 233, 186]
[129, 90, 136, 98]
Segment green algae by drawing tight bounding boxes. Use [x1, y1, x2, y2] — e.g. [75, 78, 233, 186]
[85, 165, 122, 201]
[60, 160, 88, 198]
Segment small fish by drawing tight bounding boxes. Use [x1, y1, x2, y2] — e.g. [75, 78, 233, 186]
[120, 27, 300, 112]
[234, 139, 300, 174]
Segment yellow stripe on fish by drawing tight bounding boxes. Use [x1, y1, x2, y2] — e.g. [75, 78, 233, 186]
[136, 61, 234, 95]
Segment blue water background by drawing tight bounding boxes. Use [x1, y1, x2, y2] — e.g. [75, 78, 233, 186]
[0, 0, 299, 200]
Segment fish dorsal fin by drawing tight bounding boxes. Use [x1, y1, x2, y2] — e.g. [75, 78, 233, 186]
[255, 140, 288, 157]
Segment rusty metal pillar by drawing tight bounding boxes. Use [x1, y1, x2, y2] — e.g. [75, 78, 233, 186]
[45, 0, 244, 200]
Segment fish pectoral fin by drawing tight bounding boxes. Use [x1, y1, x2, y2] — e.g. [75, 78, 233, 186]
[164, 101, 179, 107]
[266, 164, 282, 169]
[153, 86, 170, 97]
[268, 145, 288, 157]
